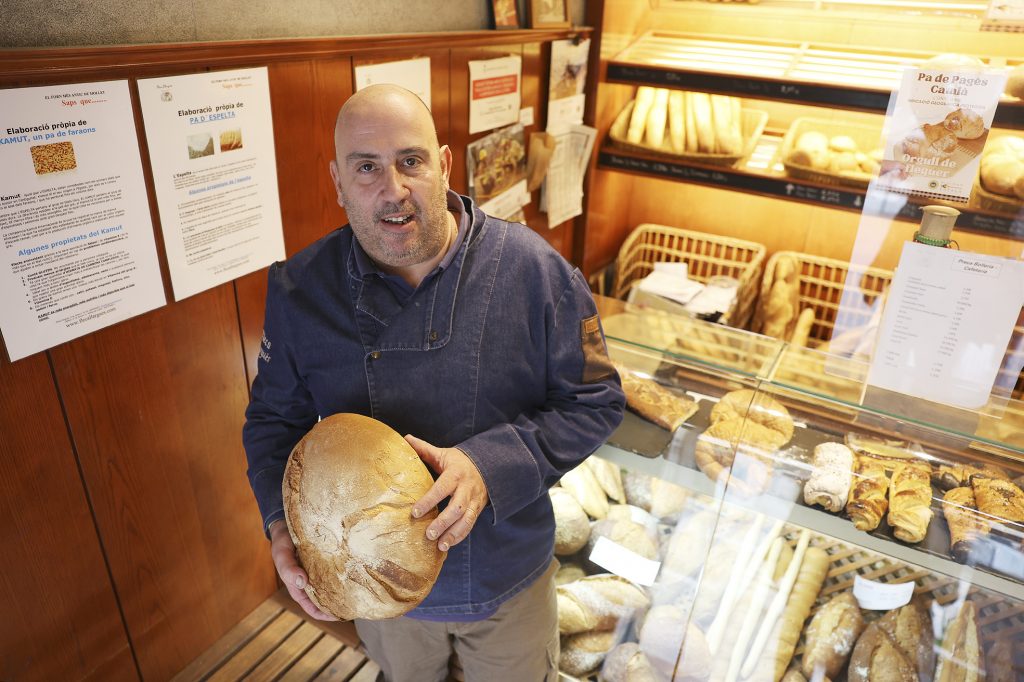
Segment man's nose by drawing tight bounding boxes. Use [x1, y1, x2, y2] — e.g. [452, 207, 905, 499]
[380, 165, 411, 202]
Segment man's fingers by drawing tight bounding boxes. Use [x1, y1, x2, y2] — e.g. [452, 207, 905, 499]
[438, 505, 478, 551]
[285, 581, 340, 621]
[412, 474, 454, 520]
[405, 434, 443, 473]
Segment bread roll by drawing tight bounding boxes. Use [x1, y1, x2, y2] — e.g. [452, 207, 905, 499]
[639, 605, 711, 681]
[980, 154, 1024, 196]
[561, 630, 618, 677]
[623, 470, 655, 512]
[600, 642, 640, 682]
[562, 463, 610, 519]
[283, 413, 445, 620]
[561, 574, 651, 631]
[1007, 65, 1024, 100]
[649, 477, 689, 520]
[830, 135, 858, 153]
[660, 509, 717, 579]
[588, 518, 659, 560]
[586, 456, 627, 505]
[802, 592, 865, 679]
[556, 562, 587, 585]
[794, 131, 830, 169]
[551, 487, 591, 555]
[558, 587, 600, 634]
[848, 599, 934, 682]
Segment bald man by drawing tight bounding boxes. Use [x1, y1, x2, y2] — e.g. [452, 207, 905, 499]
[243, 85, 624, 681]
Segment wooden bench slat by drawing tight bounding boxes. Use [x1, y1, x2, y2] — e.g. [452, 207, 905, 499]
[312, 647, 366, 681]
[245, 621, 325, 682]
[171, 599, 284, 682]
[276, 636, 346, 682]
[206, 610, 303, 682]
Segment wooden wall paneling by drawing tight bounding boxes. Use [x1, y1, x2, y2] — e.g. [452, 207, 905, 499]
[0, 355, 138, 682]
[50, 285, 276, 681]
[236, 57, 354, 386]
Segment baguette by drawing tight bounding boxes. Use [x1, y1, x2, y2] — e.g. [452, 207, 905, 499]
[627, 87, 656, 144]
[712, 94, 742, 155]
[645, 88, 670, 149]
[684, 91, 699, 153]
[934, 600, 984, 682]
[691, 92, 715, 153]
[772, 546, 830, 681]
[668, 90, 686, 153]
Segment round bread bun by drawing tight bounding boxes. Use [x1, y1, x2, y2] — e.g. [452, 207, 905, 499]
[283, 413, 445, 620]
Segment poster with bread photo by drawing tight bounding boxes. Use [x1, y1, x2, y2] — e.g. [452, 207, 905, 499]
[876, 66, 1006, 203]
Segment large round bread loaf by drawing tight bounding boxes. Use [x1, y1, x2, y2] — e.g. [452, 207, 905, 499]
[283, 413, 445, 620]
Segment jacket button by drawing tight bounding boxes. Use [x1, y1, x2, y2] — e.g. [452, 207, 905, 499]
[429, 330, 439, 342]
[370, 351, 381, 360]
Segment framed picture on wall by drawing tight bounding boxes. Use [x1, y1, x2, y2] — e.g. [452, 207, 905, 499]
[491, 0, 520, 29]
[529, 0, 570, 28]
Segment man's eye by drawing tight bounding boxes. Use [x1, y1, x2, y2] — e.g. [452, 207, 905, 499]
[403, 157, 422, 167]
[358, 163, 375, 172]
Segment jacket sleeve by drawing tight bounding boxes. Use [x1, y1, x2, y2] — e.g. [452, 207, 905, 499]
[455, 269, 625, 524]
[242, 263, 319, 536]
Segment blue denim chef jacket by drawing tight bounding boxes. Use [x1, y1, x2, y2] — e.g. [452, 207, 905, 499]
[243, 193, 625, 619]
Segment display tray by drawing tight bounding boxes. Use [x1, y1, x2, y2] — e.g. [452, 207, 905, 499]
[778, 117, 883, 190]
[608, 98, 768, 168]
[608, 378, 1024, 589]
[605, 31, 1024, 128]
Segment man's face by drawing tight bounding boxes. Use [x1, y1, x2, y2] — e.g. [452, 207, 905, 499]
[329, 100, 453, 271]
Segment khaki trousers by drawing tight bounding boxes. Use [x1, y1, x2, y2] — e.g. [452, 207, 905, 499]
[355, 559, 560, 682]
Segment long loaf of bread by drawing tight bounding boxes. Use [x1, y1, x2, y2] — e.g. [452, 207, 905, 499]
[773, 546, 830, 682]
[627, 87, 656, 144]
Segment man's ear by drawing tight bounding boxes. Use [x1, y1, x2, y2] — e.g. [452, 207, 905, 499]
[439, 144, 453, 189]
[328, 159, 345, 208]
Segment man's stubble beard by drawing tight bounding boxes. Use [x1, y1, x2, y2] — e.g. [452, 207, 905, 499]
[343, 183, 451, 269]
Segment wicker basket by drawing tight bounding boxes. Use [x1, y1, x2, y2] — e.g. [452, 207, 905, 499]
[613, 224, 767, 329]
[779, 117, 884, 189]
[758, 250, 893, 345]
[973, 181, 1024, 215]
[608, 98, 769, 168]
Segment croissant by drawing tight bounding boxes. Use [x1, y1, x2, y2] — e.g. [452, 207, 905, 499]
[888, 464, 934, 543]
[971, 476, 1024, 524]
[941, 487, 988, 563]
[846, 456, 889, 531]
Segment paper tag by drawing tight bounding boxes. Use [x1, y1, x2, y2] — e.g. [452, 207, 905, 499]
[853, 576, 915, 610]
[588, 536, 661, 586]
[519, 106, 534, 127]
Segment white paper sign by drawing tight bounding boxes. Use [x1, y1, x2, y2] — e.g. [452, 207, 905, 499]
[0, 80, 166, 361]
[876, 67, 1006, 203]
[547, 39, 590, 136]
[853, 575, 915, 610]
[588, 536, 661, 586]
[354, 57, 432, 110]
[468, 56, 522, 135]
[867, 242, 1024, 409]
[138, 67, 285, 301]
[541, 124, 596, 228]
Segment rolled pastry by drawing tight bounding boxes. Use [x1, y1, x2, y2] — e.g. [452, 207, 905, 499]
[804, 442, 855, 513]
[846, 455, 889, 531]
[888, 463, 933, 543]
[941, 486, 988, 563]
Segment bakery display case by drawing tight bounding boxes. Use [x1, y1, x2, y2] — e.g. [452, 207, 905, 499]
[551, 296, 1024, 680]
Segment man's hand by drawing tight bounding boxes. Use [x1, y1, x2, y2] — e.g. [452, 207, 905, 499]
[268, 519, 339, 621]
[406, 435, 489, 552]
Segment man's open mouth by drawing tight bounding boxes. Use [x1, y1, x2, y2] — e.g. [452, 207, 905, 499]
[381, 214, 414, 225]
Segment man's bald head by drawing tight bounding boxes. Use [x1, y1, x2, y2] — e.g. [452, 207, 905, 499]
[334, 85, 438, 160]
